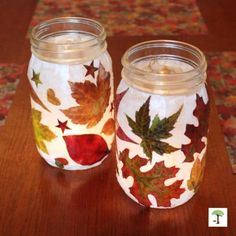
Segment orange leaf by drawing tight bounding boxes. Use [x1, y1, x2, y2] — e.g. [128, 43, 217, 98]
[101, 118, 115, 135]
[187, 156, 206, 192]
[61, 63, 111, 128]
[29, 82, 50, 112]
[47, 88, 61, 105]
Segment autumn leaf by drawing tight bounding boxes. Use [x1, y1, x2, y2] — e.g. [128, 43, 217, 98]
[115, 88, 129, 116]
[101, 118, 115, 135]
[187, 156, 206, 192]
[29, 82, 50, 112]
[126, 97, 182, 160]
[182, 94, 209, 162]
[31, 70, 42, 87]
[47, 88, 61, 106]
[61, 63, 111, 128]
[55, 158, 69, 169]
[119, 149, 185, 207]
[116, 125, 137, 144]
[63, 134, 109, 165]
[32, 108, 56, 154]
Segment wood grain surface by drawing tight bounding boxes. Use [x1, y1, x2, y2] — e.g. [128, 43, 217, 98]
[0, 38, 236, 236]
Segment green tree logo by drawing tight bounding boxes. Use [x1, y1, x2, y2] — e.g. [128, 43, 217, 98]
[212, 210, 224, 224]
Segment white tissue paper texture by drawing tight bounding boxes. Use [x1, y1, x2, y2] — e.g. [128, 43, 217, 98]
[27, 51, 114, 170]
[116, 79, 209, 208]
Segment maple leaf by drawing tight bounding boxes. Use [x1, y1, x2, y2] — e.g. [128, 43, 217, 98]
[84, 61, 98, 78]
[56, 119, 71, 133]
[32, 108, 56, 154]
[187, 155, 206, 192]
[61, 63, 111, 128]
[119, 149, 185, 207]
[182, 94, 209, 162]
[126, 96, 182, 160]
[31, 70, 42, 87]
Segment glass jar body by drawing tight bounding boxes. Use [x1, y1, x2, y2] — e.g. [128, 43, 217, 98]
[116, 40, 209, 208]
[27, 18, 114, 170]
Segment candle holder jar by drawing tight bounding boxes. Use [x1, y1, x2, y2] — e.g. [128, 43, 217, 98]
[116, 40, 209, 208]
[27, 17, 114, 170]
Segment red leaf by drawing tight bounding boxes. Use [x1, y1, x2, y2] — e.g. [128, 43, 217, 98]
[63, 134, 109, 165]
[115, 88, 129, 115]
[119, 149, 185, 207]
[55, 158, 69, 168]
[116, 125, 137, 144]
[182, 94, 209, 162]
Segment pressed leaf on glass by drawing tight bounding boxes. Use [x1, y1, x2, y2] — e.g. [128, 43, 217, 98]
[115, 88, 129, 115]
[55, 157, 69, 169]
[101, 118, 115, 135]
[63, 134, 109, 165]
[61, 63, 111, 128]
[32, 108, 56, 154]
[126, 96, 182, 160]
[116, 125, 137, 144]
[29, 82, 50, 112]
[182, 94, 209, 162]
[47, 88, 61, 106]
[119, 149, 185, 207]
[187, 155, 206, 192]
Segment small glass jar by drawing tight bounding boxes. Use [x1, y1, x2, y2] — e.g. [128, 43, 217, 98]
[27, 17, 114, 170]
[116, 40, 209, 208]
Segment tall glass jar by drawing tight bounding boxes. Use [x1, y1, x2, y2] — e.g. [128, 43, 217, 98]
[27, 17, 114, 170]
[116, 40, 209, 208]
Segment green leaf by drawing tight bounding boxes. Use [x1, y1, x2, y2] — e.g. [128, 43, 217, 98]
[126, 115, 142, 137]
[140, 140, 153, 159]
[150, 106, 182, 139]
[150, 115, 161, 131]
[126, 98, 182, 160]
[135, 96, 151, 135]
[152, 141, 179, 155]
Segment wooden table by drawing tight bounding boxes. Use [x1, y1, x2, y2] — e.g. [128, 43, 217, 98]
[0, 38, 236, 236]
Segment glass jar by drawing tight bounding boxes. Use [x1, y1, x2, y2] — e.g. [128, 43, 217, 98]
[116, 40, 209, 208]
[27, 17, 114, 170]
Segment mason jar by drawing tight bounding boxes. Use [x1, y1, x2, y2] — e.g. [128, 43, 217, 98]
[27, 17, 114, 170]
[116, 40, 209, 208]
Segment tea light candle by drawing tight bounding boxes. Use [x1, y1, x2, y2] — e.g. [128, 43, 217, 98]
[138, 58, 193, 74]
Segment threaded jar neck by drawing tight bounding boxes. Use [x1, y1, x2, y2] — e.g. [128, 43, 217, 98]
[30, 17, 107, 64]
[121, 40, 207, 95]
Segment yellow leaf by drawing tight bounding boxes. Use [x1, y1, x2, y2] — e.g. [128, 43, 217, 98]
[32, 108, 56, 154]
[101, 118, 115, 135]
[47, 88, 61, 106]
[61, 63, 111, 128]
[187, 156, 206, 192]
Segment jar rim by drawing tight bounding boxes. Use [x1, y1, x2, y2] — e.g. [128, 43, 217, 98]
[31, 17, 106, 46]
[30, 17, 107, 63]
[121, 40, 207, 95]
[121, 40, 206, 76]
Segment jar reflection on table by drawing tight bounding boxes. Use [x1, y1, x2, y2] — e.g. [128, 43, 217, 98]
[27, 17, 114, 170]
[115, 40, 209, 208]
